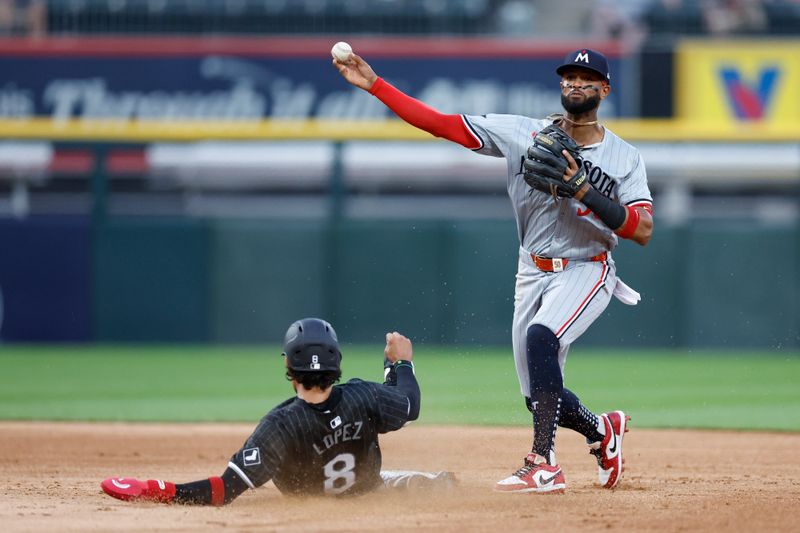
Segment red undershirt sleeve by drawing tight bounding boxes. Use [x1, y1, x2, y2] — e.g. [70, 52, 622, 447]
[369, 77, 482, 149]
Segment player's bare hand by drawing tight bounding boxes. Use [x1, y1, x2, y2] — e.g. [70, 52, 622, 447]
[332, 53, 378, 91]
[563, 150, 591, 200]
[384, 332, 413, 363]
[562, 150, 580, 180]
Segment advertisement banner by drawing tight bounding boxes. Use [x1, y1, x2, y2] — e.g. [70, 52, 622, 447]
[676, 40, 800, 124]
[0, 38, 625, 122]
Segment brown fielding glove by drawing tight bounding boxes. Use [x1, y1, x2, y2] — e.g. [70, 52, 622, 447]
[523, 125, 587, 198]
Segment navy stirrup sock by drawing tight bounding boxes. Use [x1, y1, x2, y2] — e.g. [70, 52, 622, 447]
[560, 387, 603, 443]
[526, 324, 563, 462]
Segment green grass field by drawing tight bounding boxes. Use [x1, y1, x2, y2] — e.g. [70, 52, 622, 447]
[1, 345, 798, 431]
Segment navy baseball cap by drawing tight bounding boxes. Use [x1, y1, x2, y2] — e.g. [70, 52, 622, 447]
[556, 49, 611, 83]
[282, 318, 342, 372]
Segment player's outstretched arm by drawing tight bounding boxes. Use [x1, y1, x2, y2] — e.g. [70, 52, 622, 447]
[100, 467, 249, 506]
[384, 332, 421, 420]
[332, 53, 481, 149]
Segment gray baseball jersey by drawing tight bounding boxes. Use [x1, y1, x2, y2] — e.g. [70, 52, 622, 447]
[462, 114, 652, 396]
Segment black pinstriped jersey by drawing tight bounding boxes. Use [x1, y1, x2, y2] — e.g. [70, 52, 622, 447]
[228, 379, 412, 496]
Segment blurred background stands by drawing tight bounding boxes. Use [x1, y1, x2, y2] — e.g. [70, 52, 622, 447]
[35, 0, 800, 37]
[44, 0, 496, 35]
[643, 0, 800, 37]
[0, 0, 46, 36]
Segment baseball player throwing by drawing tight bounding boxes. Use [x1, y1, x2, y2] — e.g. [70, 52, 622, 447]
[101, 318, 454, 504]
[334, 48, 653, 493]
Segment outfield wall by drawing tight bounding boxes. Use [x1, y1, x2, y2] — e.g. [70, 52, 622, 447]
[2, 36, 799, 348]
[1, 215, 797, 349]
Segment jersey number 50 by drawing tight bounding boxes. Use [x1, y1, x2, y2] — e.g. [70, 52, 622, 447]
[323, 453, 356, 495]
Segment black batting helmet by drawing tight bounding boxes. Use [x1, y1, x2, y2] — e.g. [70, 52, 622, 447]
[282, 318, 342, 372]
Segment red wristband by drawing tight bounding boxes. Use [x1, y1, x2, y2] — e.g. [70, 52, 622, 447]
[617, 205, 640, 239]
[209, 476, 225, 507]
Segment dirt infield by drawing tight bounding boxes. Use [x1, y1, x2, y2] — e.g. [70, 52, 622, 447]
[2, 422, 798, 532]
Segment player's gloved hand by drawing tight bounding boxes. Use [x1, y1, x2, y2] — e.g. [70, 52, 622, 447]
[523, 124, 587, 198]
[100, 477, 176, 503]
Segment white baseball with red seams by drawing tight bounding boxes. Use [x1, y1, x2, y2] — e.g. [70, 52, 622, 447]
[331, 42, 352, 63]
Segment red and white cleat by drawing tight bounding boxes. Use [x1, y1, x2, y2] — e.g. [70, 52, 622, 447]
[589, 411, 630, 489]
[100, 477, 176, 503]
[494, 453, 566, 494]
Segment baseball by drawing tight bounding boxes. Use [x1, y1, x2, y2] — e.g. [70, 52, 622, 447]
[331, 41, 352, 63]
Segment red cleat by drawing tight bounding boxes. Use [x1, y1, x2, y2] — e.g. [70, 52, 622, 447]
[100, 477, 176, 503]
[589, 411, 630, 489]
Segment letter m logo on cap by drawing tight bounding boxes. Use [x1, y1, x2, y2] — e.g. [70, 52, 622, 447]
[575, 50, 590, 63]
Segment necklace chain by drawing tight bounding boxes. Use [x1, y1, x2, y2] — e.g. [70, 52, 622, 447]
[557, 114, 599, 127]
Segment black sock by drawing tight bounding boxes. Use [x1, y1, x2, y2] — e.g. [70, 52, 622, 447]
[174, 469, 249, 506]
[174, 479, 212, 505]
[526, 324, 562, 463]
[560, 387, 603, 443]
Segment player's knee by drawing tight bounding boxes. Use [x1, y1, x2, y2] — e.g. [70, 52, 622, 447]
[526, 325, 563, 394]
[526, 324, 560, 354]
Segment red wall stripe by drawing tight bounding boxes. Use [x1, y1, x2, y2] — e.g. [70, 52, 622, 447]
[49, 148, 147, 174]
[0, 36, 625, 58]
